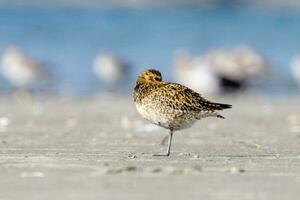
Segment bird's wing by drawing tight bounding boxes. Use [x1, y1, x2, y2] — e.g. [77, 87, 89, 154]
[134, 82, 231, 114]
[160, 83, 232, 112]
[156, 83, 207, 112]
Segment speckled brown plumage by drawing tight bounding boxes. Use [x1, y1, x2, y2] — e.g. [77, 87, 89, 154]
[133, 69, 232, 156]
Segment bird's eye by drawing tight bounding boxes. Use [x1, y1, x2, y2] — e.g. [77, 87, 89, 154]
[154, 77, 160, 81]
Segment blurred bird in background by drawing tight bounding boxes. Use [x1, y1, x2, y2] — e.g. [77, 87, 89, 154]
[93, 53, 130, 86]
[290, 56, 300, 88]
[0, 46, 49, 91]
[173, 45, 270, 95]
[173, 49, 221, 94]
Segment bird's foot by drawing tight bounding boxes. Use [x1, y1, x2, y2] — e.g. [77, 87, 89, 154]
[152, 153, 170, 157]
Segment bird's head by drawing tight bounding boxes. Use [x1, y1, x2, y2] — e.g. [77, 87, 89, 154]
[136, 69, 162, 85]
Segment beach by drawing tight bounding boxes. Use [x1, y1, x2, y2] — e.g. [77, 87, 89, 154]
[0, 93, 299, 199]
[0, 1, 300, 199]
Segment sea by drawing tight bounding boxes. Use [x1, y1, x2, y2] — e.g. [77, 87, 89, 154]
[0, 6, 300, 95]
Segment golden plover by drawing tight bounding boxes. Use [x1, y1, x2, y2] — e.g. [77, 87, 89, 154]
[133, 69, 232, 156]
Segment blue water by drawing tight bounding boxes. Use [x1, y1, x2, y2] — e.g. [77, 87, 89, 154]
[0, 6, 300, 95]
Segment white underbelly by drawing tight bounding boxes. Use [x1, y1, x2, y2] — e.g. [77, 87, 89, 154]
[136, 104, 169, 126]
[135, 104, 197, 130]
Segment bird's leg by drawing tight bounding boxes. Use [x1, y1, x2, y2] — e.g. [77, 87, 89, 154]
[153, 129, 173, 156]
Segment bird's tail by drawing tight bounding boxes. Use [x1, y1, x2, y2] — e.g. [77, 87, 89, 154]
[198, 101, 232, 119]
[216, 114, 225, 119]
[215, 103, 231, 119]
[209, 102, 232, 110]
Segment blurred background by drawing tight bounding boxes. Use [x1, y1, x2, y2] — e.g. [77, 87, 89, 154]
[0, 0, 300, 96]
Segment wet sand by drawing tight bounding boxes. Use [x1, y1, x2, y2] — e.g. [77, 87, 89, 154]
[0, 93, 300, 200]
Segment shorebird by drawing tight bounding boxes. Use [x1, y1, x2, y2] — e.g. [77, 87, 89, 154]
[93, 53, 129, 84]
[290, 56, 300, 86]
[173, 46, 269, 93]
[173, 50, 221, 94]
[202, 46, 268, 82]
[133, 69, 232, 156]
[0, 46, 47, 89]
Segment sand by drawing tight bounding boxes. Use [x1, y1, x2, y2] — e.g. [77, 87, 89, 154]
[0, 93, 300, 200]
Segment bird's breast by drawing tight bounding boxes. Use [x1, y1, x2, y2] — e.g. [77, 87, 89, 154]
[135, 102, 177, 128]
